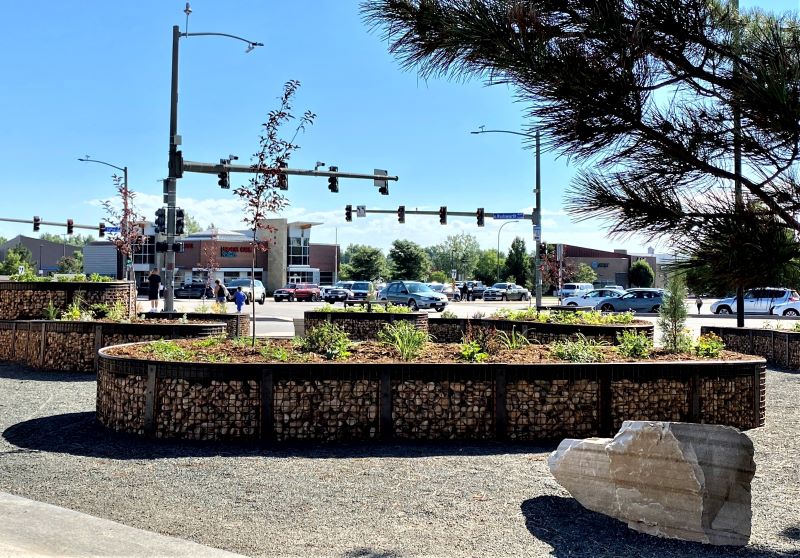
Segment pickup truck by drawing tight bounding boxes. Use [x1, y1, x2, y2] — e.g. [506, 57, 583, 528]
[463, 281, 487, 300]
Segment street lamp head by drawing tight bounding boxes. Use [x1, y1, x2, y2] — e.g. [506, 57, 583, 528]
[245, 42, 263, 53]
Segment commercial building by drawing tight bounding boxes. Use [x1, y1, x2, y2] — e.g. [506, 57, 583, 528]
[0, 235, 81, 275]
[559, 245, 660, 289]
[82, 218, 338, 292]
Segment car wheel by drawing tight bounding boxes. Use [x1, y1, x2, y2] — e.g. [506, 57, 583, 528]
[784, 309, 800, 317]
[454, 294, 461, 302]
[288, 295, 295, 302]
[259, 294, 265, 305]
[716, 306, 731, 315]
[521, 294, 528, 301]
[600, 303, 615, 312]
[408, 299, 418, 311]
[312, 294, 320, 302]
[567, 302, 578, 307]
[501, 294, 507, 301]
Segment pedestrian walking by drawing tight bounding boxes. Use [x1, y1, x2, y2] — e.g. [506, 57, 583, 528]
[213, 279, 228, 311]
[459, 282, 468, 302]
[695, 295, 703, 315]
[466, 283, 473, 302]
[147, 269, 161, 312]
[234, 286, 247, 313]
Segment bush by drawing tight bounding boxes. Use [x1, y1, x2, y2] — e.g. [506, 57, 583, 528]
[659, 274, 692, 353]
[311, 303, 410, 314]
[378, 321, 431, 361]
[295, 322, 352, 360]
[616, 330, 652, 359]
[695, 332, 725, 358]
[439, 309, 458, 319]
[551, 334, 606, 363]
[459, 340, 489, 363]
[496, 327, 530, 349]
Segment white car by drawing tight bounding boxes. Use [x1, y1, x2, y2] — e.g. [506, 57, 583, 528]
[562, 288, 627, 307]
[712, 288, 799, 315]
[226, 278, 267, 305]
[771, 300, 800, 316]
[558, 282, 594, 298]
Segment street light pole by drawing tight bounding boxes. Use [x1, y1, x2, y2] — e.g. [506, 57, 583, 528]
[164, 24, 263, 312]
[472, 128, 543, 307]
[497, 220, 519, 283]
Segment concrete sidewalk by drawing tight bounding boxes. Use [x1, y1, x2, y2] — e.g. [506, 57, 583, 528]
[0, 492, 246, 558]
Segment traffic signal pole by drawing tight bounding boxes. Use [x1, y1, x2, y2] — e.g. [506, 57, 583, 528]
[534, 130, 542, 309]
[164, 24, 181, 312]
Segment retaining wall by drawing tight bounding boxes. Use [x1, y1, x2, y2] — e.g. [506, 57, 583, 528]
[0, 281, 136, 320]
[0, 321, 227, 372]
[140, 312, 249, 338]
[701, 325, 800, 370]
[97, 348, 766, 442]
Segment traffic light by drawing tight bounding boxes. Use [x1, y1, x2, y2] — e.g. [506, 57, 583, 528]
[66, 219, 74, 235]
[278, 162, 288, 190]
[33, 216, 40, 232]
[155, 208, 166, 234]
[155, 241, 169, 253]
[398, 205, 405, 224]
[99, 223, 106, 238]
[439, 206, 447, 225]
[538, 242, 548, 260]
[378, 182, 389, 195]
[217, 171, 230, 189]
[175, 208, 185, 235]
[476, 207, 485, 227]
[172, 242, 185, 253]
[328, 166, 339, 193]
[345, 204, 353, 222]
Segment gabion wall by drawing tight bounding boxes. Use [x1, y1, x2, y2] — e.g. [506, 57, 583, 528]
[97, 350, 766, 443]
[0, 281, 136, 320]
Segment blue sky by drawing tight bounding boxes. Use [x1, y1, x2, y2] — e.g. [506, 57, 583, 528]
[1, 0, 797, 254]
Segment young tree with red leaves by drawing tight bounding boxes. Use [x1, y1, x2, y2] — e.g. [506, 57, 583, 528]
[234, 80, 315, 344]
[199, 224, 221, 300]
[101, 174, 145, 281]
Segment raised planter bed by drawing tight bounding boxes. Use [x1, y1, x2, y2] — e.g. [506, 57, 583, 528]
[304, 311, 428, 341]
[140, 311, 249, 338]
[428, 317, 654, 345]
[0, 320, 227, 372]
[97, 344, 765, 443]
[701, 325, 800, 370]
[0, 281, 136, 320]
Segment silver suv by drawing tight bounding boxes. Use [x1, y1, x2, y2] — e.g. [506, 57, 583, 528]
[710, 288, 800, 315]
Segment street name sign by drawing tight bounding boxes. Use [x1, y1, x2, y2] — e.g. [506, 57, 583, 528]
[105, 226, 121, 233]
[493, 213, 524, 220]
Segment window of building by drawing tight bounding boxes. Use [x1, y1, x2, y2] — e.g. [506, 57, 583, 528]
[319, 271, 334, 285]
[133, 236, 155, 265]
[597, 263, 609, 268]
[287, 236, 309, 266]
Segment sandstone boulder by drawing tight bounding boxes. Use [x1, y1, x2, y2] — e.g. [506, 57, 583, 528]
[548, 421, 756, 546]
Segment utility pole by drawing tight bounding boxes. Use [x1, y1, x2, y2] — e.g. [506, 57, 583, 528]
[164, 24, 181, 312]
[533, 130, 542, 309]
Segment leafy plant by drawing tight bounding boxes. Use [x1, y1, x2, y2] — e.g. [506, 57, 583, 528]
[198, 353, 231, 363]
[212, 302, 228, 314]
[439, 309, 458, 319]
[616, 330, 653, 359]
[377, 320, 431, 361]
[89, 303, 110, 318]
[458, 340, 489, 363]
[42, 298, 59, 320]
[143, 339, 192, 361]
[551, 334, 606, 363]
[659, 274, 692, 353]
[10, 270, 49, 282]
[177, 313, 189, 324]
[294, 322, 352, 360]
[312, 303, 410, 314]
[192, 336, 225, 349]
[195, 302, 213, 313]
[471, 311, 486, 319]
[88, 273, 112, 282]
[60, 293, 92, 321]
[496, 327, 530, 350]
[259, 341, 291, 362]
[695, 332, 725, 359]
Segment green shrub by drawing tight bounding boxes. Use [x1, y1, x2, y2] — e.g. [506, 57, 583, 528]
[616, 330, 653, 359]
[42, 299, 59, 320]
[89, 303, 110, 318]
[496, 327, 530, 350]
[488, 307, 634, 325]
[377, 321, 431, 361]
[439, 309, 458, 319]
[459, 340, 489, 363]
[10, 270, 49, 282]
[311, 303, 410, 314]
[295, 322, 352, 360]
[659, 274, 691, 352]
[60, 293, 92, 321]
[695, 332, 725, 358]
[143, 340, 192, 361]
[192, 336, 225, 349]
[551, 334, 606, 363]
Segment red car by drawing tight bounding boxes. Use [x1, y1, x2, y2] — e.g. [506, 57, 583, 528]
[273, 282, 321, 302]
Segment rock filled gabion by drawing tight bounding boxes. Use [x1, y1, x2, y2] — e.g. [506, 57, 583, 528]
[0, 282, 136, 320]
[96, 367, 147, 435]
[156, 379, 261, 440]
[273, 380, 380, 441]
[304, 312, 428, 341]
[701, 376, 757, 429]
[42, 331, 95, 371]
[392, 380, 494, 439]
[611, 379, 689, 429]
[702, 326, 800, 371]
[506, 379, 599, 440]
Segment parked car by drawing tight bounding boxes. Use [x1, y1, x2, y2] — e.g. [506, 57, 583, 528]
[483, 283, 530, 301]
[594, 288, 664, 313]
[379, 280, 448, 311]
[562, 288, 627, 307]
[273, 282, 321, 302]
[426, 283, 461, 301]
[464, 280, 487, 300]
[558, 282, 594, 298]
[712, 288, 800, 315]
[174, 282, 214, 299]
[323, 285, 354, 303]
[771, 299, 800, 316]
[225, 278, 266, 304]
[348, 281, 374, 300]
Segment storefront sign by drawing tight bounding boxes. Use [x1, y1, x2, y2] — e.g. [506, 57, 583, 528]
[221, 246, 253, 258]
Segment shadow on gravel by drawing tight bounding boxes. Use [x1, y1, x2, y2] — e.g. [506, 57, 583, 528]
[4, 411, 553, 460]
[0, 365, 95, 383]
[521, 495, 793, 558]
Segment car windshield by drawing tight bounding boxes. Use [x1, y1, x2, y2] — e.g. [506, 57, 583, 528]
[352, 282, 370, 290]
[407, 282, 433, 294]
[228, 279, 251, 287]
[427, 284, 443, 292]
[491, 283, 507, 289]
[281, 284, 296, 289]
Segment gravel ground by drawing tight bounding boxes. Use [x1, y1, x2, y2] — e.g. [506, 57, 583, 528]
[0, 363, 798, 558]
